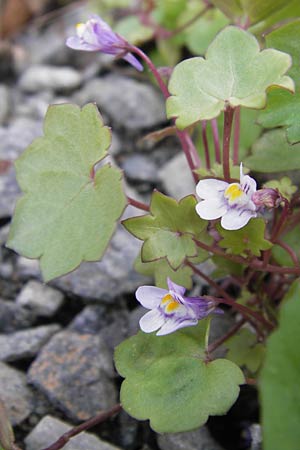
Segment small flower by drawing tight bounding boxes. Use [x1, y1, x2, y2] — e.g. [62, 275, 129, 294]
[196, 163, 257, 230]
[136, 278, 222, 336]
[66, 15, 143, 72]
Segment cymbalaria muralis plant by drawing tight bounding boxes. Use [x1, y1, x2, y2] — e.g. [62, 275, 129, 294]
[5, 2, 300, 449]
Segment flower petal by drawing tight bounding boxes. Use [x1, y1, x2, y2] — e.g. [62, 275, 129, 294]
[167, 278, 186, 297]
[156, 317, 198, 336]
[221, 208, 256, 230]
[135, 286, 167, 309]
[196, 179, 228, 200]
[139, 309, 165, 333]
[66, 37, 98, 51]
[123, 53, 144, 72]
[196, 198, 227, 220]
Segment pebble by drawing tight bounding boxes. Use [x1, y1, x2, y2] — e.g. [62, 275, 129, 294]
[25, 415, 122, 450]
[28, 331, 117, 421]
[158, 152, 196, 200]
[122, 154, 158, 183]
[0, 362, 34, 425]
[0, 298, 33, 332]
[73, 75, 166, 131]
[0, 85, 11, 124]
[19, 65, 82, 93]
[0, 325, 60, 362]
[16, 280, 64, 318]
[157, 427, 224, 450]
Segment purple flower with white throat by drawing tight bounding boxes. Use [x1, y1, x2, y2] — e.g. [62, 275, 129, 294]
[136, 278, 222, 336]
[196, 163, 257, 230]
[66, 15, 143, 72]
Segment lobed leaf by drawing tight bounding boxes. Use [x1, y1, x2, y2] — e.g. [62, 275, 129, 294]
[7, 103, 126, 281]
[115, 324, 244, 433]
[123, 192, 211, 270]
[166, 26, 294, 130]
[260, 280, 300, 450]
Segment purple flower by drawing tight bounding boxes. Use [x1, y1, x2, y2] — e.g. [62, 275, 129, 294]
[136, 278, 222, 336]
[66, 15, 143, 72]
[196, 163, 258, 230]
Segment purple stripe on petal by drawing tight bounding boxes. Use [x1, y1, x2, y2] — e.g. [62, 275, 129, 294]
[140, 309, 165, 333]
[221, 208, 255, 230]
[123, 53, 144, 72]
[135, 286, 167, 309]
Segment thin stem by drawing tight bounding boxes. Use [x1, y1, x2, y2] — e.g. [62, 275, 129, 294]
[275, 239, 299, 267]
[208, 318, 245, 353]
[186, 261, 274, 330]
[165, 4, 212, 38]
[201, 121, 210, 169]
[41, 404, 122, 450]
[233, 106, 240, 165]
[131, 46, 201, 180]
[223, 106, 235, 181]
[127, 196, 150, 212]
[193, 237, 300, 275]
[211, 119, 221, 164]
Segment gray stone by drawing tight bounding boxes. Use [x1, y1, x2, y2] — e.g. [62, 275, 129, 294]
[53, 224, 150, 302]
[25, 415, 121, 450]
[123, 154, 158, 183]
[15, 257, 40, 280]
[158, 153, 195, 200]
[0, 298, 34, 332]
[28, 331, 117, 421]
[14, 91, 53, 120]
[0, 362, 34, 425]
[157, 427, 224, 450]
[73, 75, 166, 131]
[19, 65, 82, 93]
[16, 280, 64, 318]
[69, 305, 107, 335]
[249, 424, 262, 450]
[0, 85, 11, 124]
[0, 325, 60, 362]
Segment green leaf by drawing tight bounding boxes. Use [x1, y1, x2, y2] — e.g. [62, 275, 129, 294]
[263, 177, 297, 202]
[212, 255, 245, 278]
[249, 0, 300, 35]
[123, 192, 211, 270]
[258, 20, 300, 144]
[115, 324, 244, 433]
[154, 0, 188, 30]
[272, 221, 300, 267]
[166, 26, 294, 130]
[7, 104, 126, 281]
[226, 328, 265, 373]
[260, 280, 300, 450]
[217, 219, 272, 257]
[114, 16, 153, 46]
[245, 129, 300, 172]
[210, 0, 244, 20]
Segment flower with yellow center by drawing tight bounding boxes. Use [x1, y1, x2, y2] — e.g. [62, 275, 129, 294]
[195, 163, 257, 230]
[136, 278, 222, 336]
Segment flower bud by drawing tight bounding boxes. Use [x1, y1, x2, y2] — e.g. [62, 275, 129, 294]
[252, 188, 282, 208]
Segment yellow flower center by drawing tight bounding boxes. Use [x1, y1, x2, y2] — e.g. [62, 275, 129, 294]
[161, 293, 180, 314]
[224, 183, 244, 204]
[76, 23, 86, 36]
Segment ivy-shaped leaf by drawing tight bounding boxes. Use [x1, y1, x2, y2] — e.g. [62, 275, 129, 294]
[115, 324, 244, 433]
[217, 219, 272, 257]
[245, 129, 300, 172]
[260, 280, 300, 450]
[226, 328, 265, 373]
[166, 26, 294, 130]
[7, 104, 126, 281]
[258, 20, 300, 144]
[123, 192, 211, 270]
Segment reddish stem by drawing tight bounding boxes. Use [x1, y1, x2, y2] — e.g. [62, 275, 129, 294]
[211, 119, 221, 164]
[127, 196, 150, 211]
[41, 404, 122, 450]
[223, 106, 235, 181]
[274, 239, 299, 267]
[201, 121, 210, 169]
[233, 106, 240, 165]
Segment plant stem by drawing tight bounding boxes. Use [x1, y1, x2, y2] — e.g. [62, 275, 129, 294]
[127, 196, 150, 211]
[211, 118, 221, 164]
[131, 46, 201, 180]
[41, 404, 122, 450]
[186, 261, 274, 330]
[223, 106, 235, 181]
[233, 106, 240, 165]
[274, 239, 299, 267]
[164, 4, 212, 38]
[201, 121, 210, 169]
[208, 318, 245, 353]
